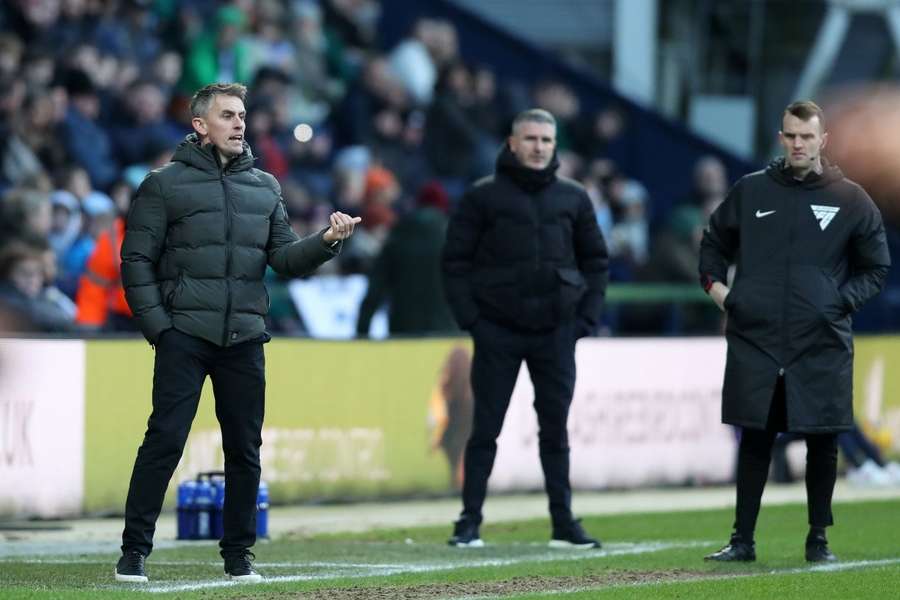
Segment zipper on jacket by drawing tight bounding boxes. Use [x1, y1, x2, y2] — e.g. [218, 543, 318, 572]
[221, 169, 233, 346]
[778, 195, 796, 382]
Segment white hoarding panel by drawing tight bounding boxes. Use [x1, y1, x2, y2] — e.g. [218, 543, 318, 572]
[490, 338, 733, 491]
[0, 339, 85, 517]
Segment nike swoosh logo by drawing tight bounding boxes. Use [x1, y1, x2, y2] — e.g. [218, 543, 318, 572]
[755, 210, 776, 218]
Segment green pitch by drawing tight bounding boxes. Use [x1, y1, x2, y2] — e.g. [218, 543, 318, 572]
[2, 499, 899, 599]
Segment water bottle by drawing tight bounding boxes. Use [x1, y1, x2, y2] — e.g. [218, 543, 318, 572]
[256, 481, 269, 539]
[176, 480, 197, 540]
[210, 476, 226, 540]
[194, 479, 214, 540]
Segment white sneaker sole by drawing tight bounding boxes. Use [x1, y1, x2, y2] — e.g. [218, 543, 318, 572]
[114, 571, 148, 583]
[548, 540, 600, 550]
[226, 573, 263, 583]
[452, 539, 485, 548]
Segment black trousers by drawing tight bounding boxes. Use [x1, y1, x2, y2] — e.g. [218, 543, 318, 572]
[121, 329, 266, 558]
[461, 319, 577, 527]
[734, 377, 838, 540]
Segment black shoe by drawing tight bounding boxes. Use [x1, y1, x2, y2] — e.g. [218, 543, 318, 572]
[805, 533, 837, 562]
[114, 550, 148, 583]
[448, 518, 484, 548]
[549, 518, 601, 549]
[705, 534, 756, 562]
[223, 551, 263, 582]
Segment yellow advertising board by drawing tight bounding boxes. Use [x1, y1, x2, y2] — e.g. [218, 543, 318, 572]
[852, 337, 900, 454]
[83, 338, 471, 513]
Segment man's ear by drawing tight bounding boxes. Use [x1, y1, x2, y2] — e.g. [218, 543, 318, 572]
[192, 116, 208, 137]
[820, 131, 829, 151]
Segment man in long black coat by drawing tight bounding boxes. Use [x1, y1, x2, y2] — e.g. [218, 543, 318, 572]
[699, 100, 890, 562]
[442, 109, 609, 548]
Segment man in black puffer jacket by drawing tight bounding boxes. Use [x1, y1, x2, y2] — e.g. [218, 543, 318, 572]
[442, 109, 609, 549]
[700, 101, 890, 564]
[114, 83, 360, 584]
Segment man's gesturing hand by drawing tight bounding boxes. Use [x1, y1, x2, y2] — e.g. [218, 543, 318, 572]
[709, 281, 731, 312]
[322, 212, 362, 243]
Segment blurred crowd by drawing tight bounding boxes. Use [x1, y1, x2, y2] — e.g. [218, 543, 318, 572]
[0, 0, 729, 336]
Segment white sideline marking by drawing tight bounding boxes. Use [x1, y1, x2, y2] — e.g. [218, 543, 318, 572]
[451, 557, 900, 600]
[0, 558, 402, 569]
[135, 541, 709, 593]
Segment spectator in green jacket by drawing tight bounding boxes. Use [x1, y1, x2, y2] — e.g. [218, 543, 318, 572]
[356, 181, 458, 337]
[178, 6, 252, 95]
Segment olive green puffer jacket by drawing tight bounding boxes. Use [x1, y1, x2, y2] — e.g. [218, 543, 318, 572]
[121, 134, 338, 346]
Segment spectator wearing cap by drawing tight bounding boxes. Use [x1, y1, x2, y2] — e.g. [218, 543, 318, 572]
[58, 68, 120, 190]
[357, 181, 457, 337]
[607, 178, 650, 281]
[59, 191, 116, 297]
[48, 189, 83, 264]
[363, 165, 400, 212]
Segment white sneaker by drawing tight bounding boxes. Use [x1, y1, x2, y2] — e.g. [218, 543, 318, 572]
[847, 459, 892, 487]
[882, 461, 900, 485]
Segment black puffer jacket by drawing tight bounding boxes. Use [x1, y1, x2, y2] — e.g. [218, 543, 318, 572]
[121, 134, 338, 346]
[700, 158, 891, 432]
[442, 146, 609, 335]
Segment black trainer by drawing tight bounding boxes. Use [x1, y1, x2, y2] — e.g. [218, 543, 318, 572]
[223, 551, 263, 582]
[549, 518, 601, 549]
[114, 550, 148, 583]
[705, 533, 756, 562]
[805, 532, 837, 563]
[447, 518, 484, 548]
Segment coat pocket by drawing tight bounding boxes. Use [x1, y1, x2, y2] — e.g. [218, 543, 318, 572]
[555, 267, 587, 317]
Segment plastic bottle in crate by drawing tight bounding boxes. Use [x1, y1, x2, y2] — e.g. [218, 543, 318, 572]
[210, 476, 225, 540]
[194, 479, 214, 539]
[176, 480, 197, 540]
[256, 481, 269, 539]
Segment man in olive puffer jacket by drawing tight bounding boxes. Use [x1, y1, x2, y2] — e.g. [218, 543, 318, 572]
[114, 83, 360, 584]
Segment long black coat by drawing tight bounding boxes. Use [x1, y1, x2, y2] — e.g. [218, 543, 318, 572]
[699, 158, 890, 432]
[442, 148, 609, 335]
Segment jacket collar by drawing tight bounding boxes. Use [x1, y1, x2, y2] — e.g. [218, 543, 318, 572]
[495, 144, 559, 192]
[172, 133, 255, 173]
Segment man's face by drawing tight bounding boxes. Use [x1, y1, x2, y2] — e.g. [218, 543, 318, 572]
[9, 257, 44, 300]
[193, 94, 246, 159]
[508, 121, 556, 170]
[779, 113, 827, 171]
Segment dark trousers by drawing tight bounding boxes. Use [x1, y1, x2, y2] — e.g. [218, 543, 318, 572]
[734, 377, 838, 540]
[461, 319, 576, 527]
[121, 329, 266, 558]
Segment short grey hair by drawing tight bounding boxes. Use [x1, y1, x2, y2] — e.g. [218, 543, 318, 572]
[190, 83, 247, 118]
[511, 108, 557, 133]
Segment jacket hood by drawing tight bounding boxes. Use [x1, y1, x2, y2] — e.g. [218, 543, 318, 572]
[496, 144, 559, 192]
[765, 156, 844, 189]
[172, 133, 255, 173]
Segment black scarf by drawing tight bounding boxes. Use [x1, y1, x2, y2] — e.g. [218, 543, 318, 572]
[495, 144, 559, 193]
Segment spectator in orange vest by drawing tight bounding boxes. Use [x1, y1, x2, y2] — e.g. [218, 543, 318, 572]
[75, 216, 135, 331]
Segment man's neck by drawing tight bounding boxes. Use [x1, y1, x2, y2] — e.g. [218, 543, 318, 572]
[217, 150, 233, 168]
[791, 159, 823, 181]
[198, 138, 236, 169]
